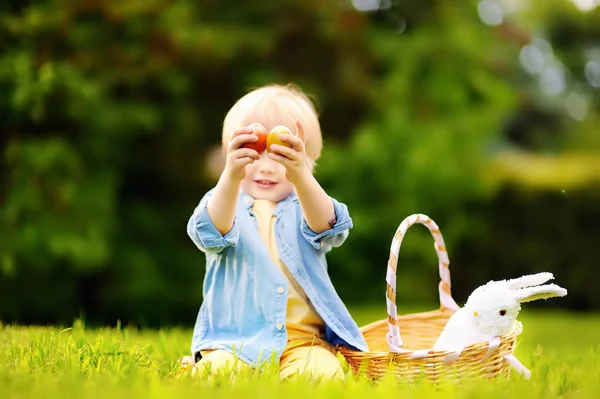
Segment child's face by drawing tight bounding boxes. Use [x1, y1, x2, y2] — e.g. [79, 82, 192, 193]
[240, 151, 294, 203]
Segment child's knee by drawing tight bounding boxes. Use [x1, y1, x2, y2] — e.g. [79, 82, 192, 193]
[280, 346, 346, 382]
[192, 349, 250, 376]
[313, 353, 345, 382]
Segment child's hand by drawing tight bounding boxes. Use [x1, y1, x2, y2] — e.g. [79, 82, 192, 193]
[224, 126, 261, 182]
[267, 119, 310, 185]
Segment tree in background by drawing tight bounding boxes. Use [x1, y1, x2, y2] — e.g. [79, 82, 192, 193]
[1, 0, 598, 327]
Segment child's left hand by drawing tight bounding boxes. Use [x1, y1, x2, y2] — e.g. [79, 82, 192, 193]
[267, 119, 310, 185]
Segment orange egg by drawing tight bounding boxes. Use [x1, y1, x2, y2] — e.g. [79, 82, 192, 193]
[241, 123, 268, 153]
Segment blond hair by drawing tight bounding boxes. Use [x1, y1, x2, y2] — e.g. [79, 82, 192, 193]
[222, 83, 323, 164]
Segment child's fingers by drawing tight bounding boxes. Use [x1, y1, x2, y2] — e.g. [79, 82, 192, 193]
[268, 144, 296, 161]
[231, 148, 260, 160]
[278, 134, 305, 153]
[229, 154, 258, 171]
[229, 126, 253, 141]
[228, 132, 257, 151]
[233, 156, 258, 168]
[228, 127, 255, 149]
[267, 152, 291, 165]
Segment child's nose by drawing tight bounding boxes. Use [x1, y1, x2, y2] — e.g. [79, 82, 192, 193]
[257, 153, 276, 174]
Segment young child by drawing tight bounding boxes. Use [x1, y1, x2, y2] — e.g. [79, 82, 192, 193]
[186, 83, 368, 381]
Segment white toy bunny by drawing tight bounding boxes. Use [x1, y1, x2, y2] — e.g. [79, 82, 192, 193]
[433, 272, 567, 378]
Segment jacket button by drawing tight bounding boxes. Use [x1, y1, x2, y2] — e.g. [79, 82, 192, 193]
[277, 286, 284, 294]
[276, 322, 283, 330]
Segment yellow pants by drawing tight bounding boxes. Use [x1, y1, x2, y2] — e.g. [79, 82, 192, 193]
[194, 341, 345, 381]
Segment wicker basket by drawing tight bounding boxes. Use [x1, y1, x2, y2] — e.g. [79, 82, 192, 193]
[339, 214, 528, 383]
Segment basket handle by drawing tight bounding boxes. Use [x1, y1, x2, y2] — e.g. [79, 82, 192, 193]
[385, 214, 460, 352]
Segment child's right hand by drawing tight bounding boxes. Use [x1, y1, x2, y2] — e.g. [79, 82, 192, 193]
[224, 126, 261, 182]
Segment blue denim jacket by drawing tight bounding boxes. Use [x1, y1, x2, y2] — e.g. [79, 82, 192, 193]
[186, 189, 369, 366]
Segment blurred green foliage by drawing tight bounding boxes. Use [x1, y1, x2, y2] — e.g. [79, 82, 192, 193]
[1, 0, 599, 327]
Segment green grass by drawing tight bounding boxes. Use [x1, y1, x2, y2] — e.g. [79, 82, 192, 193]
[1, 306, 599, 398]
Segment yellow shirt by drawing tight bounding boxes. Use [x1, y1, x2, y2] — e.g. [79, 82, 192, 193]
[251, 199, 325, 342]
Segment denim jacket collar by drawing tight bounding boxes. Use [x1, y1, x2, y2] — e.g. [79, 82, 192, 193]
[240, 190, 298, 216]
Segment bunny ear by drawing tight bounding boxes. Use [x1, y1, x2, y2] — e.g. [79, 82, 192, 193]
[506, 272, 554, 290]
[515, 284, 567, 303]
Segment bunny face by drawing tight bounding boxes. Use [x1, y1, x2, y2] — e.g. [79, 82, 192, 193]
[433, 272, 567, 360]
[463, 272, 568, 337]
[465, 281, 522, 336]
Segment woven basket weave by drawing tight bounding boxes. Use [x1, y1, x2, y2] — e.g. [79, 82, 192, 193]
[339, 214, 525, 382]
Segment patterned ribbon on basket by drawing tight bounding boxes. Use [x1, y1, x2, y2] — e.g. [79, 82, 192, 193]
[385, 214, 460, 352]
[441, 336, 501, 363]
[503, 353, 532, 380]
[441, 337, 531, 379]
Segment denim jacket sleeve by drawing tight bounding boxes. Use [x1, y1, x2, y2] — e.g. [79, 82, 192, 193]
[187, 189, 240, 254]
[300, 196, 353, 251]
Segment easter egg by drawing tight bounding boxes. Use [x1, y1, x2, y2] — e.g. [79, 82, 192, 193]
[266, 125, 294, 153]
[241, 123, 268, 153]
